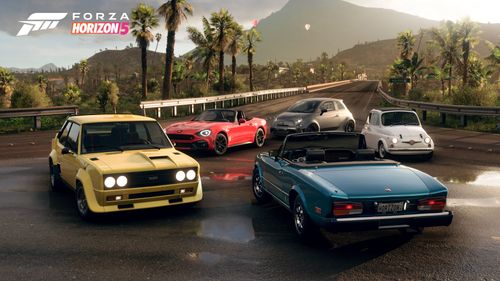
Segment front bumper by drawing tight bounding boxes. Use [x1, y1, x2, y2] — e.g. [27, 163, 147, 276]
[318, 211, 453, 232]
[89, 180, 203, 213]
[387, 148, 434, 155]
[270, 126, 303, 136]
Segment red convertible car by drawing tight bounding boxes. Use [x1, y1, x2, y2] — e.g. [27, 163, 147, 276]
[164, 109, 267, 155]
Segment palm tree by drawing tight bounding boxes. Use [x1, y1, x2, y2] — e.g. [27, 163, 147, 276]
[187, 17, 217, 92]
[0, 67, 15, 108]
[430, 21, 461, 96]
[458, 19, 480, 86]
[131, 3, 159, 100]
[408, 52, 426, 89]
[242, 27, 262, 91]
[266, 60, 279, 88]
[78, 59, 89, 88]
[397, 31, 416, 60]
[210, 9, 235, 91]
[172, 60, 186, 96]
[158, 0, 193, 100]
[154, 33, 162, 52]
[36, 74, 48, 95]
[227, 23, 243, 91]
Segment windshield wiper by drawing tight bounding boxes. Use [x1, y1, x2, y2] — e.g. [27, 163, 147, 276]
[119, 143, 163, 150]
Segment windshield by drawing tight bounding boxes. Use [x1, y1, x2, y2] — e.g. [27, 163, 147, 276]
[81, 121, 171, 154]
[287, 100, 321, 113]
[381, 112, 420, 126]
[193, 110, 236, 122]
[283, 133, 363, 152]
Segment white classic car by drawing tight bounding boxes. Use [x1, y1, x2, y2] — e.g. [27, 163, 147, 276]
[361, 108, 434, 160]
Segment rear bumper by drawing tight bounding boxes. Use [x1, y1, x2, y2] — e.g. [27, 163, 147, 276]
[318, 211, 453, 232]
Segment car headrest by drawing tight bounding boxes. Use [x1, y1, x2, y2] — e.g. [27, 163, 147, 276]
[306, 149, 325, 163]
[356, 149, 375, 161]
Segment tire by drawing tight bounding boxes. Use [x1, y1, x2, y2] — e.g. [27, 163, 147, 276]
[49, 160, 63, 192]
[214, 133, 228, 156]
[305, 123, 319, 132]
[292, 196, 319, 240]
[75, 182, 94, 220]
[252, 168, 270, 203]
[344, 120, 355, 132]
[378, 142, 387, 159]
[254, 128, 266, 148]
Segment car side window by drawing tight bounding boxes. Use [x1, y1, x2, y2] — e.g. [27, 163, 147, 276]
[58, 122, 72, 145]
[334, 101, 345, 110]
[321, 102, 335, 111]
[369, 113, 380, 126]
[67, 123, 80, 152]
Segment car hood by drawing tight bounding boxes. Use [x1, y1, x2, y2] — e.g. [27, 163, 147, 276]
[166, 121, 227, 133]
[82, 148, 198, 174]
[382, 125, 427, 138]
[275, 112, 311, 122]
[302, 164, 431, 199]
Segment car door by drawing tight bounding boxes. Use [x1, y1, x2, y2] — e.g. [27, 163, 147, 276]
[230, 111, 256, 145]
[364, 112, 380, 148]
[317, 101, 341, 131]
[60, 122, 81, 188]
[260, 150, 289, 204]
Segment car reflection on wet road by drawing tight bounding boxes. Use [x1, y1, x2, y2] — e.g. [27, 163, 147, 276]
[1, 141, 499, 281]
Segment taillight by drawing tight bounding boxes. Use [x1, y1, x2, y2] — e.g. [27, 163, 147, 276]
[333, 202, 363, 216]
[418, 197, 446, 211]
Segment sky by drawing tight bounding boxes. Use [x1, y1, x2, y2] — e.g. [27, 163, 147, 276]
[0, 0, 499, 69]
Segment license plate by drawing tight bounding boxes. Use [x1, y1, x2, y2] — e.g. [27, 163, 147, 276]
[376, 202, 405, 213]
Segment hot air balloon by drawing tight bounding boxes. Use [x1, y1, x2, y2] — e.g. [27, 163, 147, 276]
[305, 24, 311, 31]
[251, 19, 259, 27]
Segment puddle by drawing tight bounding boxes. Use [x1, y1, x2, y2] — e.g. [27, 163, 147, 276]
[202, 172, 252, 182]
[438, 171, 500, 187]
[197, 215, 255, 243]
[447, 197, 500, 207]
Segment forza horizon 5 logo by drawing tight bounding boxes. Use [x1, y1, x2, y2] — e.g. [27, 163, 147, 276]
[16, 12, 130, 36]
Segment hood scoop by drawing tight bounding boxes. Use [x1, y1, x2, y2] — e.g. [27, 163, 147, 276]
[90, 157, 99, 161]
[149, 155, 170, 160]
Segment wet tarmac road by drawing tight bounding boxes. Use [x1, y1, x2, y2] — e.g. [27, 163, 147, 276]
[0, 81, 499, 280]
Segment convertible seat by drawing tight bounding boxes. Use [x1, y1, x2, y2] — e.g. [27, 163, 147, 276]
[306, 149, 325, 163]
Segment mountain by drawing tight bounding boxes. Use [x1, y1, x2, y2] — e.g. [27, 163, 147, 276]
[8, 63, 59, 73]
[254, 0, 439, 63]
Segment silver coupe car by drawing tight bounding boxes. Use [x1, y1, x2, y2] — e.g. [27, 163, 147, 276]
[271, 98, 356, 137]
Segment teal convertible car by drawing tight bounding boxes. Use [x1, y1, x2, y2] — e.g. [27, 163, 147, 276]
[252, 132, 453, 239]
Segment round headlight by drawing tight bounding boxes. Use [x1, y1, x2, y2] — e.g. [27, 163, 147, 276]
[176, 171, 186, 181]
[199, 129, 211, 137]
[391, 137, 398, 144]
[116, 175, 128, 187]
[186, 169, 196, 181]
[424, 137, 431, 144]
[104, 176, 116, 188]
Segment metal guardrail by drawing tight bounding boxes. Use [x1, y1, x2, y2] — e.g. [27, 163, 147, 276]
[140, 80, 354, 118]
[140, 87, 306, 118]
[0, 105, 79, 130]
[376, 81, 500, 126]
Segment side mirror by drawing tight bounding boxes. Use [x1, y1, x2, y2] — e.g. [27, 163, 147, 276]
[172, 142, 177, 147]
[320, 108, 327, 115]
[269, 150, 279, 160]
[238, 118, 246, 124]
[61, 147, 72, 154]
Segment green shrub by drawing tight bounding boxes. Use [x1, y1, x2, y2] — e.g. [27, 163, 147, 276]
[11, 82, 51, 108]
[452, 85, 497, 106]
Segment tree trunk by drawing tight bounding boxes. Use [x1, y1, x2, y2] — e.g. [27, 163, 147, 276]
[231, 55, 236, 92]
[162, 30, 176, 100]
[462, 40, 469, 86]
[206, 63, 211, 94]
[448, 58, 452, 96]
[141, 42, 148, 100]
[218, 50, 224, 91]
[248, 52, 254, 91]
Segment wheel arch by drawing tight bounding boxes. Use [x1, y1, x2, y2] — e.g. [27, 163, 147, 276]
[76, 169, 103, 213]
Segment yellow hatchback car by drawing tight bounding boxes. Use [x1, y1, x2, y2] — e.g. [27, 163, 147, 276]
[48, 114, 203, 219]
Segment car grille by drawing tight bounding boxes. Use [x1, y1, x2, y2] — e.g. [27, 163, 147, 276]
[107, 169, 198, 188]
[168, 134, 194, 140]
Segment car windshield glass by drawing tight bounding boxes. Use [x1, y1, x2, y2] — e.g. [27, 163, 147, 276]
[81, 121, 171, 154]
[283, 133, 362, 152]
[287, 100, 321, 113]
[193, 110, 235, 122]
[381, 112, 420, 126]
